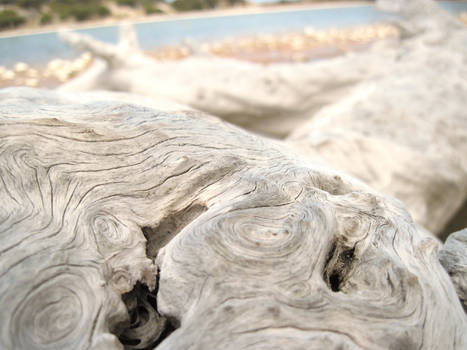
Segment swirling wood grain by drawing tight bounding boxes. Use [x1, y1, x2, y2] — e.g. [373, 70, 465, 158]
[0, 88, 465, 350]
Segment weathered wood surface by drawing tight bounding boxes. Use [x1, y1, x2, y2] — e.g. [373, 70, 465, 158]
[286, 0, 467, 235]
[376, 0, 463, 37]
[0, 88, 465, 350]
[286, 32, 467, 235]
[439, 229, 467, 312]
[58, 1, 467, 236]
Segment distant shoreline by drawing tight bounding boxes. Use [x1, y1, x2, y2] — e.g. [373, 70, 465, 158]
[0, 1, 372, 39]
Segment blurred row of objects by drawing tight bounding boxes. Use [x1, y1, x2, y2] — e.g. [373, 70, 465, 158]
[166, 23, 399, 63]
[0, 51, 92, 88]
[1, 13, 466, 89]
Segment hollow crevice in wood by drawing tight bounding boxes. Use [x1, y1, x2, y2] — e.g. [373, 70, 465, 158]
[323, 240, 356, 292]
[115, 205, 209, 348]
[142, 204, 207, 260]
[117, 279, 178, 349]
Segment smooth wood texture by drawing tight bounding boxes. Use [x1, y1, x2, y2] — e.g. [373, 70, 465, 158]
[0, 88, 465, 350]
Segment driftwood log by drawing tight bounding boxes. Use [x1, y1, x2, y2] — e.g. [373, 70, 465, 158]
[0, 87, 465, 350]
[286, 0, 467, 234]
[287, 0, 467, 235]
[58, 24, 394, 139]
[58, 0, 467, 237]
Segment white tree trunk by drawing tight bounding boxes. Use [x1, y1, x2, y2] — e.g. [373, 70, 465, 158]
[0, 87, 465, 350]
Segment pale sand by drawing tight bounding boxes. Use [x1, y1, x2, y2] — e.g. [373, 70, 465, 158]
[0, 1, 372, 39]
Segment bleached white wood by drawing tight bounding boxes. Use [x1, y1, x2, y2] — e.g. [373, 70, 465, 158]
[0, 87, 465, 350]
[59, 1, 467, 236]
[287, 0, 467, 235]
[58, 24, 395, 138]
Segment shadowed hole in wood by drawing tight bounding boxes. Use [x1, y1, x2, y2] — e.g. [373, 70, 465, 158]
[116, 206, 208, 348]
[323, 241, 356, 292]
[117, 282, 178, 349]
[142, 203, 207, 260]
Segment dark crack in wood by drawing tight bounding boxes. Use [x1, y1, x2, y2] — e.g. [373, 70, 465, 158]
[323, 240, 356, 292]
[118, 282, 176, 349]
[142, 204, 207, 260]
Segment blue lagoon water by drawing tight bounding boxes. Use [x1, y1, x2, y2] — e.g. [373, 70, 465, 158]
[0, 1, 466, 67]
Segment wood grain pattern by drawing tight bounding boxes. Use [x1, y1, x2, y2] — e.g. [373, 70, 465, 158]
[57, 1, 467, 237]
[287, 0, 467, 235]
[0, 88, 465, 349]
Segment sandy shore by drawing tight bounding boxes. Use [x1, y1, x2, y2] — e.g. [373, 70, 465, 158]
[0, 1, 372, 39]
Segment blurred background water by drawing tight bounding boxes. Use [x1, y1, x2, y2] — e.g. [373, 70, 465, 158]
[1, 1, 466, 68]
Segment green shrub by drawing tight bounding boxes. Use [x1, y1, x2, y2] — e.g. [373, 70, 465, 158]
[17, 0, 45, 8]
[116, 0, 137, 7]
[143, 1, 162, 14]
[39, 12, 52, 25]
[97, 5, 110, 17]
[0, 9, 26, 29]
[49, 1, 76, 20]
[70, 5, 93, 21]
[50, 1, 111, 21]
[172, 0, 218, 11]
